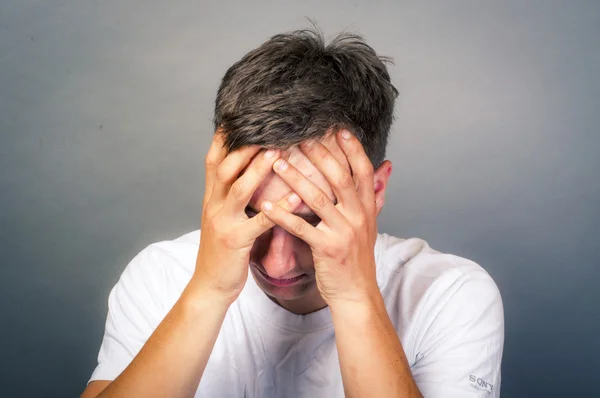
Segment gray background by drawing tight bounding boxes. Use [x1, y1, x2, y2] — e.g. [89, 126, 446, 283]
[1, 1, 598, 397]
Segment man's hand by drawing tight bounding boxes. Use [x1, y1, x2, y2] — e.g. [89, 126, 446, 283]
[260, 129, 422, 397]
[192, 130, 301, 304]
[259, 129, 380, 307]
[85, 130, 304, 398]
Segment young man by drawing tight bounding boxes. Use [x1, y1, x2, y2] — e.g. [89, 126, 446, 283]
[82, 28, 504, 398]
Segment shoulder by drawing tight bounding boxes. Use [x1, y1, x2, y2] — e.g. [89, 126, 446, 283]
[376, 232, 501, 299]
[122, 229, 199, 279]
[115, 230, 201, 312]
[375, 233, 503, 344]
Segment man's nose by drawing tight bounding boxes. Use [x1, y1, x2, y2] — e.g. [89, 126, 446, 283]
[261, 226, 297, 279]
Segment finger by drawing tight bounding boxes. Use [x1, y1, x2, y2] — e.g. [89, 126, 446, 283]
[299, 140, 361, 212]
[259, 197, 327, 248]
[272, 158, 348, 230]
[241, 192, 302, 241]
[336, 130, 375, 211]
[322, 131, 352, 180]
[210, 145, 262, 204]
[223, 148, 281, 214]
[204, 130, 227, 206]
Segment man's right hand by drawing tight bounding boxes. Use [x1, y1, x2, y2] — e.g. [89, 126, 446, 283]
[189, 130, 291, 304]
[82, 130, 294, 398]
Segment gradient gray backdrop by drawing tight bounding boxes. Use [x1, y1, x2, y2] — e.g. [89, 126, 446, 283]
[1, 1, 599, 397]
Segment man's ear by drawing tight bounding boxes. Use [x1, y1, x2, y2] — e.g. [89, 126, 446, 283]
[373, 160, 392, 216]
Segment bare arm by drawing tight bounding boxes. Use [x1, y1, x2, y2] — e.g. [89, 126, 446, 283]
[82, 132, 287, 397]
[82, 286, 230, 398]
[81, 381, 110, 398]
[331, 294, 422, 398]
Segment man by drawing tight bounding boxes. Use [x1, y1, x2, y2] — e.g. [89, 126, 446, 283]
[82, 27, 504, 398]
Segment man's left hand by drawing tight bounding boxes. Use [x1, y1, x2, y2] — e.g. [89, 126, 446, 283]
[260, 129, 381, 307]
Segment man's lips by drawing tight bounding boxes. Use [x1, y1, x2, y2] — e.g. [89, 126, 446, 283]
[252, 265, 307, 287]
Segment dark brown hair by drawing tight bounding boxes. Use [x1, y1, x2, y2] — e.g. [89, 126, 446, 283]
[213, 22, 399, 167]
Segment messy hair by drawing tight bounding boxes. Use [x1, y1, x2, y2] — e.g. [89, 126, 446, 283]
[213, 23, 399, 167]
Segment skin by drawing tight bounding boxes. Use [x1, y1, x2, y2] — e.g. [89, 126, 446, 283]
[81, 128, 422, 398]
[245, 131, 391, 315]
[251, 129, 422, 397]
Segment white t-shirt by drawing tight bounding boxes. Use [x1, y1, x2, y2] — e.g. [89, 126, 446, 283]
[89, 230, 504, 397]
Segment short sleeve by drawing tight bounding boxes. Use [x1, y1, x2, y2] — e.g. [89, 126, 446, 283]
[411, 270, 505, 397]
[88, 245, 167, 383]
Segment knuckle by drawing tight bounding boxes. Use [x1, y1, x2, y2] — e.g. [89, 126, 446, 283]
[303, 141, 319, 154]
[230, 180, 245, 200]
[206, 217, 221, 235]
[337, 172, 354, 189]
[292, 220, 306, 236]
[311, 193, 329, 211]
[215, 164, 232, 182]
[218, 230, 238, 249]
[348, 227, 358, 242]
[362, 161, 375, 177]
[319, 148, 336, 165]
[316, 144, 329, 158]
[257, 212, 272, 228]
[205, 153, 218, 169]
[323, 242, 339, 257]
[202, 202, 213, 218]
[355, 214, 367, 228]
[341, 222, 357, 240]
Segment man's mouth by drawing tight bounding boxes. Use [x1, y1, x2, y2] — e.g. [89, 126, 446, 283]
[254, 266, 307, 287]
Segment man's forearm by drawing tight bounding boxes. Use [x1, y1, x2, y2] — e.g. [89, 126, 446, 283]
[97, 283, 230, 398]
[330, 292, 423, 398]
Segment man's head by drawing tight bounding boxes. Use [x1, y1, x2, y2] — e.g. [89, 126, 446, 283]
[213, 26, 398, 314]
[214, 26, 398, 167]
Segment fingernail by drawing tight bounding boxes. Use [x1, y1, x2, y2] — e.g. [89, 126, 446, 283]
[264, 149, 276, 159]
[341, 130, 351, 140]
[275, 158, 288, 171]
[262, 201, 273, 211]
[288, 193, 300, 204]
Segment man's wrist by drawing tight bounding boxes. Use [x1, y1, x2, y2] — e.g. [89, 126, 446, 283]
[180, 280, 234, 315]
[328, 288, 387, 322]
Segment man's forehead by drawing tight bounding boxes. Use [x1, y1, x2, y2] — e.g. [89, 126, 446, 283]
[246, 147, 337, 216]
